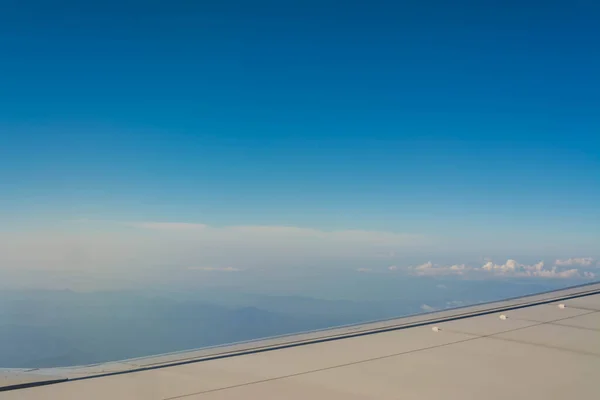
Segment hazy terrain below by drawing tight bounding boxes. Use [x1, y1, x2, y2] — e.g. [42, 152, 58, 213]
[0, 277, 573, 368]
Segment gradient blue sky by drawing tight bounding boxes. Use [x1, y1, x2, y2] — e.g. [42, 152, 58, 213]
[1, 1, 599, 280]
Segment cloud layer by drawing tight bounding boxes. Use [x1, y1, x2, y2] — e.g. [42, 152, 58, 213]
[0, 221, 426, 272]
[555, 257, 596, 267]
[408, 258, 597, 279]
[412, 262, 471, 276]
[1, 220, 597, 288]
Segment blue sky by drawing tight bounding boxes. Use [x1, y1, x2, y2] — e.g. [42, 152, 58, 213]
[1, 1, 599, 284]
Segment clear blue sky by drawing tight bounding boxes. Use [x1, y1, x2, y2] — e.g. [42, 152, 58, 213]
[1, 1, 599, 242]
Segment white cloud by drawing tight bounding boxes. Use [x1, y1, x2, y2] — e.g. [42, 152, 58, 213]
[436, 284, 447, 289]
[482, 259, 540, 275]
[414, 261, 433, 271]
[388, 265, 398, 271]
[407, 258, 597, 280]
[524, 267, 580, 278]
[482, 259, 519, 272]
[480, 259, 595, 279]
[555, 257, 595, 267]
[513, 264, 594, 279]
[411, 262, 472, 276]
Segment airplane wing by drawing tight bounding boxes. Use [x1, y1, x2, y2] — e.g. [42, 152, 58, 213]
[2, 282, 599, 399]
